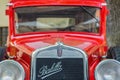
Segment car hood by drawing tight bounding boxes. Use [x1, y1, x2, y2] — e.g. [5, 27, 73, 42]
[14, 34, 100, 56]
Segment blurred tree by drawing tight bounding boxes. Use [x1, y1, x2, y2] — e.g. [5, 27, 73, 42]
[106, 0, 120, 46]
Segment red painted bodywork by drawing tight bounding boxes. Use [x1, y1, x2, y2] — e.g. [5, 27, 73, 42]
[6, 0, 108, 80]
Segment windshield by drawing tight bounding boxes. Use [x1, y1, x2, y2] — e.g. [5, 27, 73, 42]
[15, 6, 100, 34]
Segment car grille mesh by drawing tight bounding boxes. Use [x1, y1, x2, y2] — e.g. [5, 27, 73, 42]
[36, 58, 84, 80]
[31, 43, 87, 80]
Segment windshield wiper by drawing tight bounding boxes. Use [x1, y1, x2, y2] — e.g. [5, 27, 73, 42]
[81, 7, 99, 24]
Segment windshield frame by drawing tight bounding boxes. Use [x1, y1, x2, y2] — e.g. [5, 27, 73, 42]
[13, 6, 102, 35]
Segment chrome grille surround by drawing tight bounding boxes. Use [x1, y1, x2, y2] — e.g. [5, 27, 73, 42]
[31, 42, 88, 80]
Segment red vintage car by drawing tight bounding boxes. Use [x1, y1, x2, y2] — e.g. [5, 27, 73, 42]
[0, 0, 120, 80]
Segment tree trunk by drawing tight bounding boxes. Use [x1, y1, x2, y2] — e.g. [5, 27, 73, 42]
[106, 0, 120, 46]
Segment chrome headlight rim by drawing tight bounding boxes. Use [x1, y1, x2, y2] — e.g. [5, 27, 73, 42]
[95, 59, 120, 80]
[0, 60, 25, 80]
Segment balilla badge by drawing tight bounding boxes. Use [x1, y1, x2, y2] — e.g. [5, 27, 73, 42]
[38, 61, 63, 79]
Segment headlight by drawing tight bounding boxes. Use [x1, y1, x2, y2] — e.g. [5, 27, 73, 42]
[0, 60, 25, 80]
[95, 59, 120, 80]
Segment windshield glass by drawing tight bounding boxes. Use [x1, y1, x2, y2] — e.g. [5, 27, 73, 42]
[15, 6, 100, 34]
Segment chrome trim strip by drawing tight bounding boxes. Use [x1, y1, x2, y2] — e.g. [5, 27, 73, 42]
[6, 3, 13, 6]
[0, 60, 25, 80]
[95, 59, 120, 80]
[101, 3, 107, 6]
[31, 42, 88, 80]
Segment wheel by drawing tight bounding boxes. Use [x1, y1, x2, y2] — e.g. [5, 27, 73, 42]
[107, 46, 120, 61]
[0, 47, 6, 61]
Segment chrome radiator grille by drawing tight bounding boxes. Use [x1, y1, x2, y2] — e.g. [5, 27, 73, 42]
[31, 43, 88, 80]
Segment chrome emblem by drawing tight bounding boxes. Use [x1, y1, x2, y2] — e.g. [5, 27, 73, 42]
[38, 61, 62, 79]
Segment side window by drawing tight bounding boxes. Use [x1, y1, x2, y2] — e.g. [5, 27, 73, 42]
[35, 18, 75, 31]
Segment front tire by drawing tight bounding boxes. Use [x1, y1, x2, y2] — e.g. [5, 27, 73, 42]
[107, 46, 120, 61]
[0, 47, 6, 61]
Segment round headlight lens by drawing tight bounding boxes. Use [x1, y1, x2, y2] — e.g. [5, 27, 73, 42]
[0, 60, 25, 80]
[95, 59, 120, 80]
